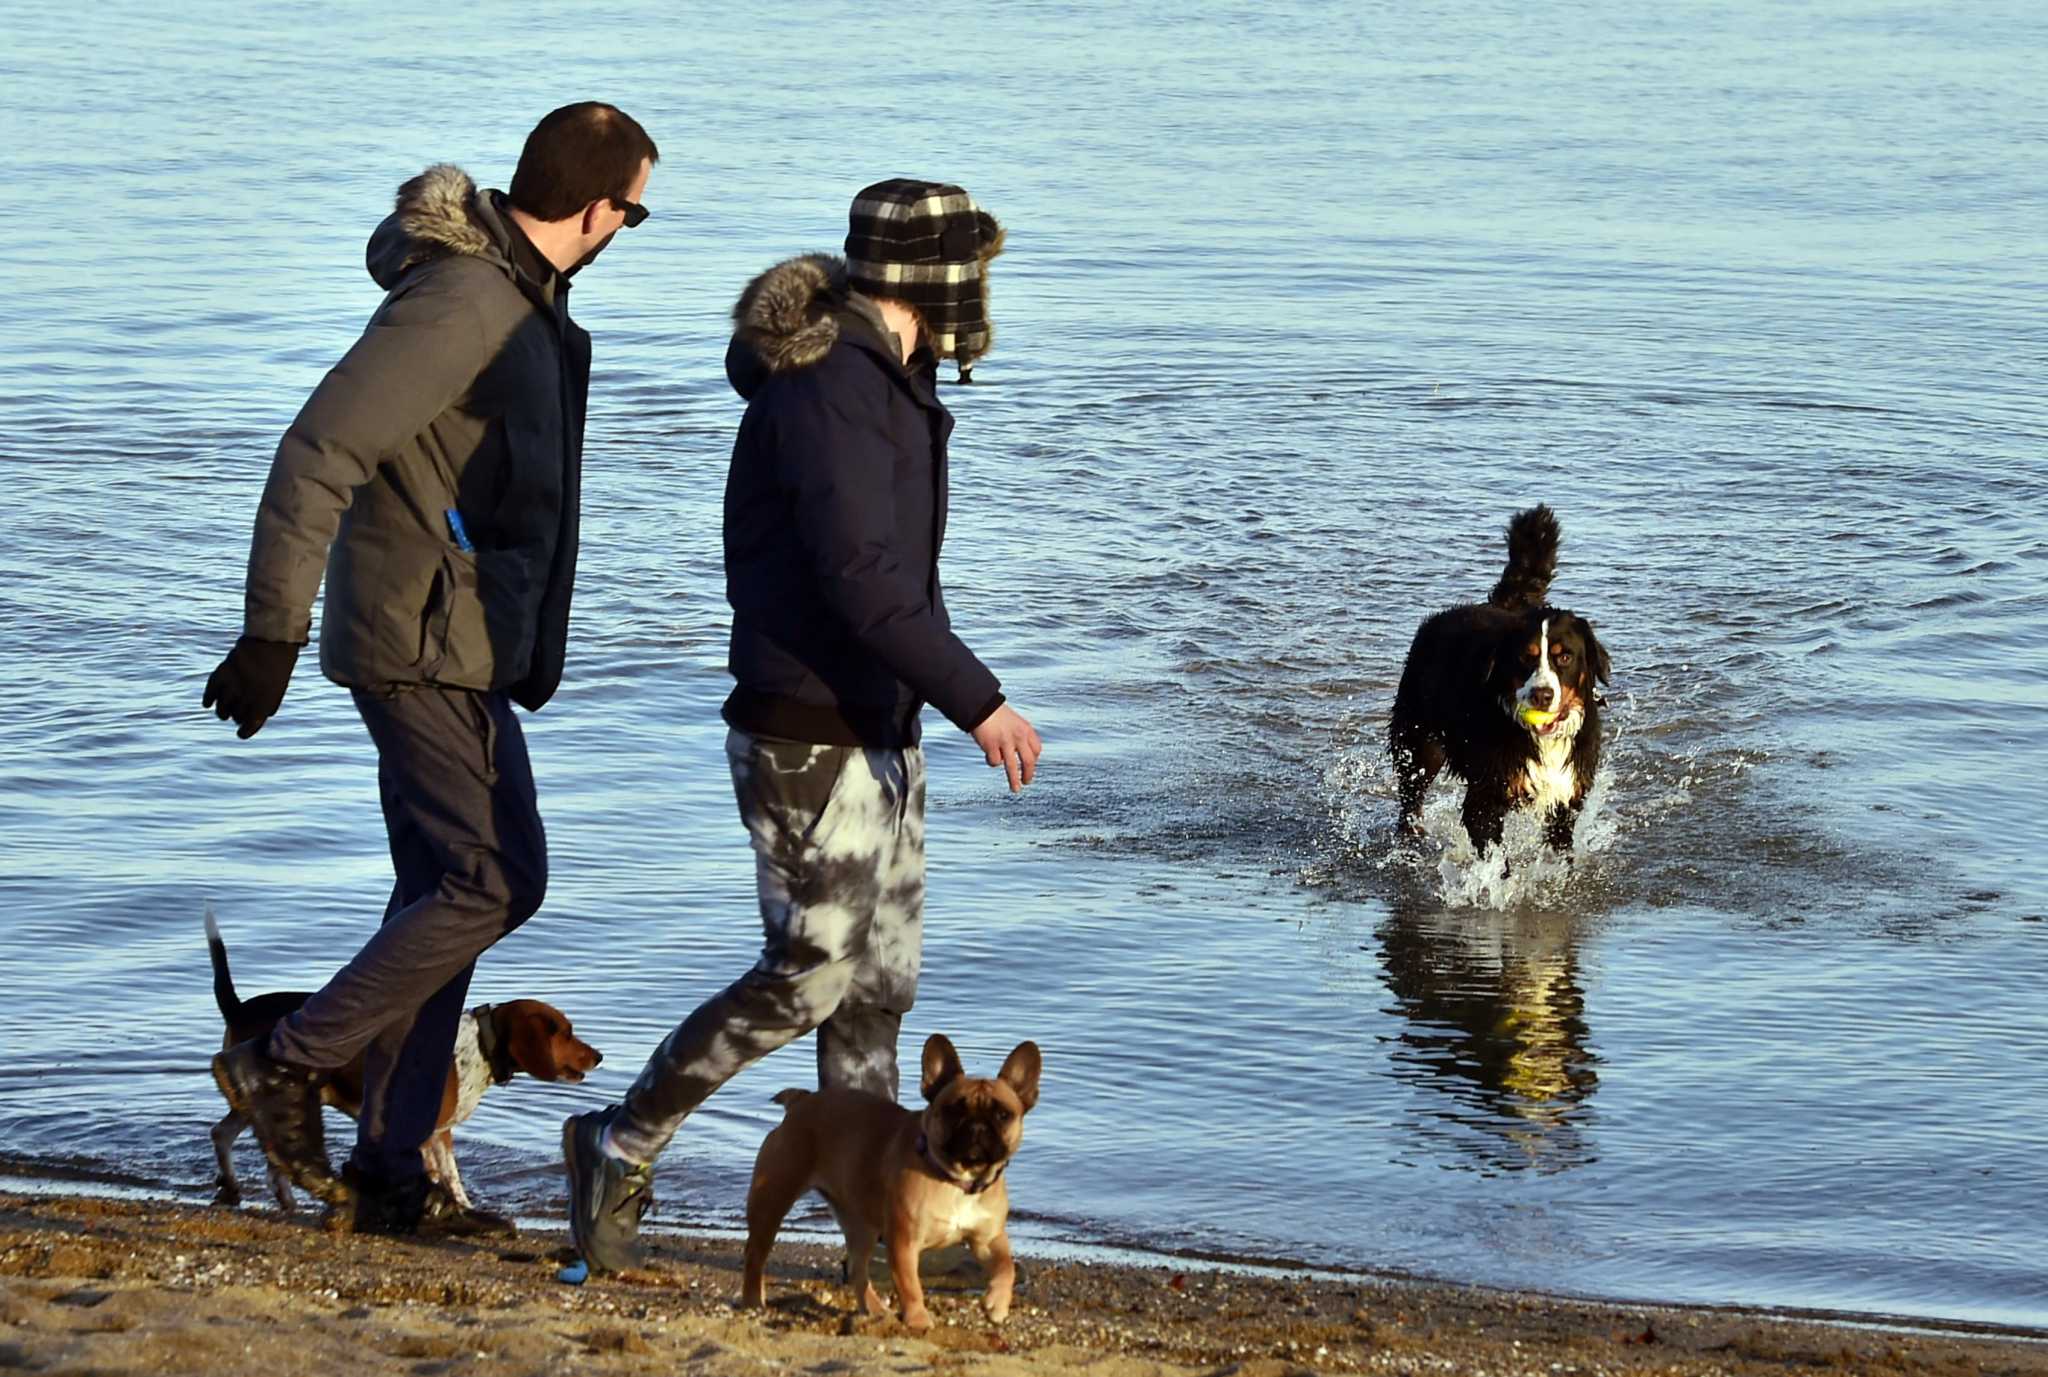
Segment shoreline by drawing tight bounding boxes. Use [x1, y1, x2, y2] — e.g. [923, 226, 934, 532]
[6, 1163, 2039, 1343]
[4, 1191, 2044, 1376]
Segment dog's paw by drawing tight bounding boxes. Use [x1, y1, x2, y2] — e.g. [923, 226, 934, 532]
[982, 1294, 1011, 1324]
[266, 1171, 298, 1213]
[859, 1284, 887, 1318]
[901, 1303, 933, 1332]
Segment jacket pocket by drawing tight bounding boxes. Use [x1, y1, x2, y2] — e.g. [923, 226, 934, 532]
[324, 523, 442, 684]
[424, 543, 539, 689]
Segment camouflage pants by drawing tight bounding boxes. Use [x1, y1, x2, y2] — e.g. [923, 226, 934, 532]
[608, 728, 926, 1163]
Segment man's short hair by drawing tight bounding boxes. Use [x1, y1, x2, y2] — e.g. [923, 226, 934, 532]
[509, 103, 659, 221]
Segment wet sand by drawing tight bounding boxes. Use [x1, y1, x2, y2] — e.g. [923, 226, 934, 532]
[2, 1191, 2042, 1376]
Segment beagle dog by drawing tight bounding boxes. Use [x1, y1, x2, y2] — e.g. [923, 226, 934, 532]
[204, 911, 601, 1210]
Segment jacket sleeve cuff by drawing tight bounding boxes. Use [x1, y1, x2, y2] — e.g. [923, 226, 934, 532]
[244, 606, 313, 645]
[961, 692, 1006, 732]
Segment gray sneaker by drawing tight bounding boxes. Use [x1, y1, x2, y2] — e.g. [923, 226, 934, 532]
[562, 1107, 654, 1273]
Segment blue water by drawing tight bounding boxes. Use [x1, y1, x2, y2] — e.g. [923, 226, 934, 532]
[3, 0, 2046, 1332]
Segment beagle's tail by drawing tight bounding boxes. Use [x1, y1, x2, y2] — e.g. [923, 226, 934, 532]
[204, 905, 242, 1022]
[1488, 505, 1561, 611]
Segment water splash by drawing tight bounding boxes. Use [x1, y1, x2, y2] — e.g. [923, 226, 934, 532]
[1315, 725, 1618, 910]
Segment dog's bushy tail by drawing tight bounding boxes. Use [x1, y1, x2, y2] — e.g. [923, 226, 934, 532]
[204, 905, 241, 1021]
[1488, 505, 1560, 610]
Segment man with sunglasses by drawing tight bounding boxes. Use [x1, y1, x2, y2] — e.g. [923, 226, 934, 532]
[203, 102, 657, 1238]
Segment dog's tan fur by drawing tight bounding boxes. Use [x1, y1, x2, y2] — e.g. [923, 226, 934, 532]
[741, 1034, 1041, 1330]
[206, 913, 600, 1210]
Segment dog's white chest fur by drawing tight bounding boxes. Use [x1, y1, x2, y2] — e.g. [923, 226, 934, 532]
[924, 1186, 1004, 1248]
[449, 1012, 491, 1126]
[1524, 724, 1581, 814]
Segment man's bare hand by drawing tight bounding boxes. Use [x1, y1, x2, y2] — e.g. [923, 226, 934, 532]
[970, 704, 1042, 793]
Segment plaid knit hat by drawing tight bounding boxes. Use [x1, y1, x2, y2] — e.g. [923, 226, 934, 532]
[844, 178, 1006, 372]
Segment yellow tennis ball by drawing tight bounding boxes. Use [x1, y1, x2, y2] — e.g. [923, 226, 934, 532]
[1517, 704, 1559, 727]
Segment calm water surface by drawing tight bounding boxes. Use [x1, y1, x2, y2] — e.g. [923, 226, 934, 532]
[3, 0, 2045, 1332]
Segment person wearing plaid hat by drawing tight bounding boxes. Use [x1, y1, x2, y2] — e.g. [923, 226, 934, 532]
[562, 179, 1041, 1274]
[843, 177, 1005, 382]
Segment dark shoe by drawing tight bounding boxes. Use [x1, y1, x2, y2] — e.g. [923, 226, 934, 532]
[211, 1038, 346, 1207]
[333, 1167, 517, 1239]
[418, 1182, 517, 1239]
[562, 1107, 654, 1273]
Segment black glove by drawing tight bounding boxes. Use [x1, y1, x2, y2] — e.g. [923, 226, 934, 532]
[202, 637, 303, 739]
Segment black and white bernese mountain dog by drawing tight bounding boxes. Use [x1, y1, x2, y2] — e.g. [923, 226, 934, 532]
[1390, 506, 1610, 855]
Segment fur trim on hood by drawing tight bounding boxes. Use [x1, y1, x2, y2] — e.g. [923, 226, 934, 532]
[366, 164, 496, 289]
[730, 254, 849, 375]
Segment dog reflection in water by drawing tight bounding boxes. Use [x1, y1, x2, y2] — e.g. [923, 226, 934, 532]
[1376, 904, 1597, 1172]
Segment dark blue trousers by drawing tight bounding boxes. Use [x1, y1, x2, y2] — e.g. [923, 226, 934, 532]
[268, 686, 546, 1181]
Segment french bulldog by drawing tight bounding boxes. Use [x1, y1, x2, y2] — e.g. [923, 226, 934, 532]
[740, 1033, 1041, 1330]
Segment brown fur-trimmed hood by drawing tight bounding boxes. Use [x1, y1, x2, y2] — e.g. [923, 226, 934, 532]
[725, 254, 916, 400]
[729, 254, 852, 380]
[365, 163, 502, 289]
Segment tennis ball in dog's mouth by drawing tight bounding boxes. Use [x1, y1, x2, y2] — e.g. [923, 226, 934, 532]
[1516, 704, 1560, 728]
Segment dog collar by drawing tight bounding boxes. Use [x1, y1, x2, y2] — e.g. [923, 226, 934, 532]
[470, 1003, 516, 1085]
[916, 1132, 1005, 1195]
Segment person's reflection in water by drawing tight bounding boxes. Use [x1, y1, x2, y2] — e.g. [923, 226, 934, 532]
[1375, 887, 1599, 1173]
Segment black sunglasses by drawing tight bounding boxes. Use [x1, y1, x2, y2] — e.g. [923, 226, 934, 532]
[612, 198, 649, 228]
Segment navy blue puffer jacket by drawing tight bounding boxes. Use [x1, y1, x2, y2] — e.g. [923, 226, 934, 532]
[719, 254, 1003, 748]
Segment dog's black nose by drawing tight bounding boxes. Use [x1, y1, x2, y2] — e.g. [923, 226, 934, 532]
[1529, 686, 1555, 709]
[958, 1122, 1002, 1165]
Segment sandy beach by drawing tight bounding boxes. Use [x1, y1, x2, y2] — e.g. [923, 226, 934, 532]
[2, 1191, 2042, 1377]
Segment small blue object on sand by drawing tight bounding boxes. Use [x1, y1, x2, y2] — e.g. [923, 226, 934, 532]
[557, 1258, 590, 1286]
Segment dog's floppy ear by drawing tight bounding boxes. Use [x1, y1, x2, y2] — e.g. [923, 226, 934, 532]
[497, 1001, 559, 1083]
[1580, 617, 1611, 686]
[1476, 623, 1519, 687]
[997, 1041, 1041, 1114]
[921, 1033, 965, 1102]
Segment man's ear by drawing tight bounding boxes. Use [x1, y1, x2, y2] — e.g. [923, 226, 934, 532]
[921, 1034, 964, 1102]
